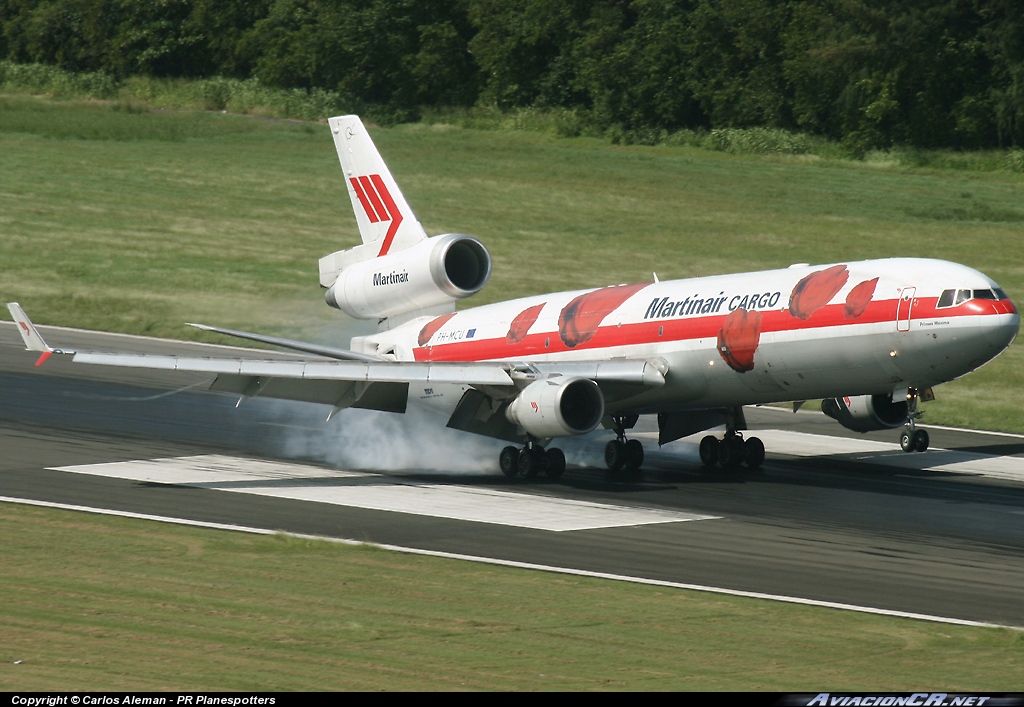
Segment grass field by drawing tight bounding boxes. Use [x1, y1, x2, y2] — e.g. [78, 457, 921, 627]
[1, 93, 1021, 431]
[2, 503, 1022, 691]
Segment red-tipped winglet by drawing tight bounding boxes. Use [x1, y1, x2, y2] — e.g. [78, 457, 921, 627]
[6, 303, 72, 365]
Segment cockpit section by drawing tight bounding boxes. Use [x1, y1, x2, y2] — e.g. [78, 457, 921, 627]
[936, 288, 1010, 308]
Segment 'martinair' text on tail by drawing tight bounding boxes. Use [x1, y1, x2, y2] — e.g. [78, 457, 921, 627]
[319, 115, 492, 328]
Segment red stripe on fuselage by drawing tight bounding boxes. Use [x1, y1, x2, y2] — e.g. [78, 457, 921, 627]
[412, 295, 1008, 362]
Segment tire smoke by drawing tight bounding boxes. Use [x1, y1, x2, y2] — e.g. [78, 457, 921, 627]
[256, 398, 509, 473]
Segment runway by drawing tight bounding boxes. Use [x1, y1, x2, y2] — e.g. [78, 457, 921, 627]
[2, 321, 1023, 627]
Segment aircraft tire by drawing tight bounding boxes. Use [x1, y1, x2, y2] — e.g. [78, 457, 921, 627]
[699, 436, 720, 467]
[499, 446, 520, 478]
[913, 429, 930, 452]
[744, 436, 765, 469]
[605, 440, 627, 471]
[545, 448, 566, 479]
[720, 436, 745, 468]
[624, 439, 644, 471]
[518, 447, 544, 478]
[900, 430, 914, 452]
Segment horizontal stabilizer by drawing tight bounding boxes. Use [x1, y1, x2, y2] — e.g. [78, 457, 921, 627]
[187, 323, 382, 363]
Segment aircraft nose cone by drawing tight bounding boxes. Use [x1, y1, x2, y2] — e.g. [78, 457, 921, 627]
[985, 302, 1019, 351]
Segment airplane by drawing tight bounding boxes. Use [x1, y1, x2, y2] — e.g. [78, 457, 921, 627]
[7, 115, 1020, 479]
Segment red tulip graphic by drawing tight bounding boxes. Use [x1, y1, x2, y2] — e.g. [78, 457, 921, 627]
[417, 312, 457, 347]
[558, 283, 649, 348]
[789, 264, 849, 319]
[844, 278, 878, 319]
[717, 308, 762, 373]
[506, 303, 545, 344]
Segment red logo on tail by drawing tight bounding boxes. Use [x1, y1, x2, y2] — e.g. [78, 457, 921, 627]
[350, 174, 404, 256]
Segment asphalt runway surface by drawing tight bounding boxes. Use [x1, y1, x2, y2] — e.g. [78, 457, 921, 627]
[2, 321, 1023, 626]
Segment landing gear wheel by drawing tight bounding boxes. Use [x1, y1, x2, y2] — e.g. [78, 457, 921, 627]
[499, 446, 519, 478]
[624, 439, 644, 471]
[544, 448, 566, 479]
[900, 430, 914, 452]
[719, 435, 745, 468]
[744, 436, 765, 469]
[518, 447, 544, 478]
[605, 440, 627, 471]
[699, 436, 720, 467]
[913, 429, 930, 452]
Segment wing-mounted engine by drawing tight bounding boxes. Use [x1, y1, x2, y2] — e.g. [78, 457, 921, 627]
[821, 394, 908, 433]
[505, 376, 605, 438]
[324, 233, 491, 320]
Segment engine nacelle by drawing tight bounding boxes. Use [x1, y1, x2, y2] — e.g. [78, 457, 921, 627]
[505, 377, 605, 439]
[325, 233, 491, 319]
[821, 394, 908, 433]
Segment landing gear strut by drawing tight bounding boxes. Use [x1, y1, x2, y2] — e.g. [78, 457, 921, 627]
[899, 389, 930, 453]
[698, 409, 764, 470]
[499, 440, 566, 480]
[605, 414, 644, 474]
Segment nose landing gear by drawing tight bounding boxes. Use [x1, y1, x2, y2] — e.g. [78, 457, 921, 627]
[899, 389, 930, 452]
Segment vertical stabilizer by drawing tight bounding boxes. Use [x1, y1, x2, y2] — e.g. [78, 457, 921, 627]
[327, 115, 426, 258]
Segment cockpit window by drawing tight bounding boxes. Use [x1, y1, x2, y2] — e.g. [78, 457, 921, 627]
[936, 288, 1008, 308]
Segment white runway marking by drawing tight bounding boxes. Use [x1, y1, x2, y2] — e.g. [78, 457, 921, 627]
[751, 429, 1024, 482]
[48, 455, 717, 532]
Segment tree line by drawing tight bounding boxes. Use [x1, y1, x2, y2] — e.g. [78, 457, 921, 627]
[2, 0, 1022, 150]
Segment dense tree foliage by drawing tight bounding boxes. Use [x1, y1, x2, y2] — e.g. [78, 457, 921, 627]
[2, 0, 1022, 147]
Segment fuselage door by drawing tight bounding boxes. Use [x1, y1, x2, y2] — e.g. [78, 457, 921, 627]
[897, 287, 916, 332]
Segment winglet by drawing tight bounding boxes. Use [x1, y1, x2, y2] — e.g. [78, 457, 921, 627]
[6, 303, 71, 366]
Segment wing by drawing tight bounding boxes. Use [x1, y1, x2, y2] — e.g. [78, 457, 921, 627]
[7, 304, 666, 430]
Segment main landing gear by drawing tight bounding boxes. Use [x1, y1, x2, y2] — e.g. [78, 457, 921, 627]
[604, 414, 644, 474]
[499, 441, 566, 480]
[698, 432, 765, 470]
[900, 389, 930, 453]
[697, 408, 764, 471]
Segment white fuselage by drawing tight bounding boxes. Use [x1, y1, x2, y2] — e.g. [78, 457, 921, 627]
[361, 258, 1018, 415]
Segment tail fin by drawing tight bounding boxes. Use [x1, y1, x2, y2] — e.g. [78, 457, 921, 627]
[320, 116, 427, 287]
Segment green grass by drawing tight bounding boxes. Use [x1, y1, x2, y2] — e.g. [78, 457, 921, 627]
[1, 93, 1021, 431]
[2, 503, 1022, 691]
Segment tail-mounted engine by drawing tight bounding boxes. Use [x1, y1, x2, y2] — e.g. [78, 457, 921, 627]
[324, 233, 491, 319]
[821, 394, 908, 433]
[506, 377, 605, 439]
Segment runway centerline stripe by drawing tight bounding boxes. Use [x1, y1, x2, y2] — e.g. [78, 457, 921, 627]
[46, 455, 717, 532]
[1, 495, 1015, 631]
